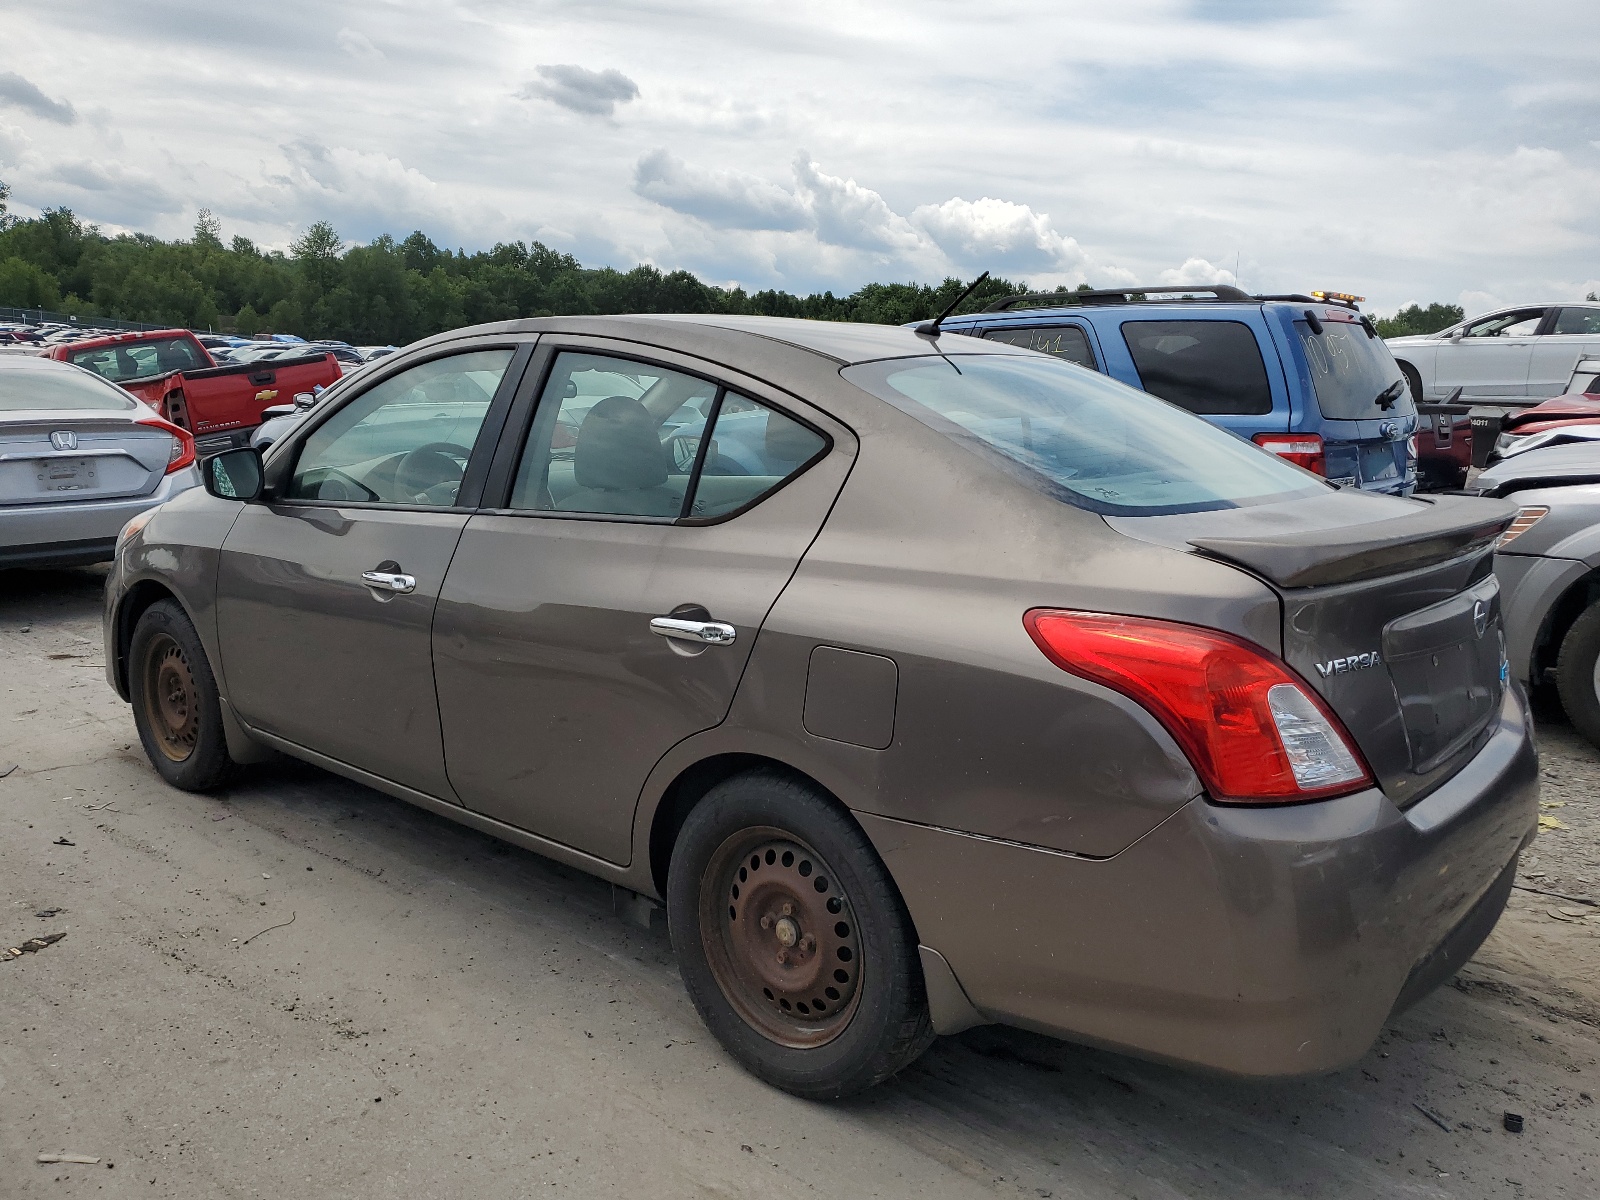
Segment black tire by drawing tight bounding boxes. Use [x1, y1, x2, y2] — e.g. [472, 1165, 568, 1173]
[667, 771, 934, 1099]
[1556, 601, 1600, 750]
[129, 599, 237, 791]
[1398, 361, 1423, 406]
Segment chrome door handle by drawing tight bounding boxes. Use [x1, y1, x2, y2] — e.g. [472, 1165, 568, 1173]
[649, 616, 736, 646]
[361, 570, 416, 594]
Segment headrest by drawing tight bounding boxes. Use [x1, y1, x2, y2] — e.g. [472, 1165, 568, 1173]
[574, 395, 669, 490]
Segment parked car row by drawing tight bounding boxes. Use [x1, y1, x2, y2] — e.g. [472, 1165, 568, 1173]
[99, 312, 1538, 1100]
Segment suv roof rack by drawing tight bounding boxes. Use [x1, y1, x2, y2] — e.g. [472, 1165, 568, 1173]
[983, 285, 1253, 312]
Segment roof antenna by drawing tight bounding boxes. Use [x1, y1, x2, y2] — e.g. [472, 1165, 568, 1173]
[916, 271, 990, 338]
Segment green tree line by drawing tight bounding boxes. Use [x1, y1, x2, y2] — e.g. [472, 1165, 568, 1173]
[0, 199, 1040, 342]
[0, 186, 1466, 342]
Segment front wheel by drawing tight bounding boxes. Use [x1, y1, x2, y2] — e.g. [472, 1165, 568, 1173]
[1556, 601, 1600, 750]
[667, 771, 933, 1099]
[129, 599, 237, 791]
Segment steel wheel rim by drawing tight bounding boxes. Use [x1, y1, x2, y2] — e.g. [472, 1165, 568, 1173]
[699, 826, 862, 1049]
[143, 633, 199, 762]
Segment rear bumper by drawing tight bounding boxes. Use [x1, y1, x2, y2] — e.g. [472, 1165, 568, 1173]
[864, 685, 1539, 1077]
[0, 466, 200, 567]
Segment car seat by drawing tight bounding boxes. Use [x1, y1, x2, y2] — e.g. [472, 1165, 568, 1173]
[557, 395, 685, 516]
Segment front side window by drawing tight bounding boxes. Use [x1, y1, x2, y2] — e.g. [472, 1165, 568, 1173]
[1462, 309, 1547, 338]
[1120, 319, 1273, 415]
[1554, 308, 1600, 335]
[843, 353, 1323, 516]
[982, 325, 1097, 368]
[286, 349, 512, 505]
[510, 352, 826, 519]
[68, 337, 205, 382]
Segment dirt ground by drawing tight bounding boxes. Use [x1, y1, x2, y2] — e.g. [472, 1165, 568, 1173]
[2, 565, 1597, 1200]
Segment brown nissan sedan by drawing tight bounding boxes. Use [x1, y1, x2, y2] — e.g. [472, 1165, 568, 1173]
[104, 315, 1538, 1098]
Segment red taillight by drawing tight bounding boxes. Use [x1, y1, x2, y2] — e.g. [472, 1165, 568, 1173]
[1252, 432, 1325, 475]
[1023, 610, 1372, 804]
[137, 413, 196, 474]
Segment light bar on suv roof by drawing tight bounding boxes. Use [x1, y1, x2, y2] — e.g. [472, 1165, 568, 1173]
[1310, 291, 1365, 309]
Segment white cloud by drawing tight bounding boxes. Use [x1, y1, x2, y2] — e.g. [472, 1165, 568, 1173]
[791, 152, 923, 255]
[912, 196, 1090, 276]
[0, 71, 75, 125]
[334, 28, 384, 62]
[519, 64, 639, 118]
[1157, 257, 1239, 287]
[633, 150, 809, 231]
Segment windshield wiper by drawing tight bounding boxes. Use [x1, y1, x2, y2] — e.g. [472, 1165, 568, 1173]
[1374, 379, 1405, 411]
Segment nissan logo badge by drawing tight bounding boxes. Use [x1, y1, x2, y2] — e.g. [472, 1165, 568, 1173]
[1473, 599, 1489, 639]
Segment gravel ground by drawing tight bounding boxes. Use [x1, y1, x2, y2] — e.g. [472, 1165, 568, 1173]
[1, 565, 1597, 1199]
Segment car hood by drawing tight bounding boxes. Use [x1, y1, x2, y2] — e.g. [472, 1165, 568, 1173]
[1383, 333, 1446, 348]
[1473, 441, 1600, 497]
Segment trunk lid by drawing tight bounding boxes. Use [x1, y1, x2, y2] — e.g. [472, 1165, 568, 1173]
[0, 414, 172, 506]
[1107, 491, 1517, 805]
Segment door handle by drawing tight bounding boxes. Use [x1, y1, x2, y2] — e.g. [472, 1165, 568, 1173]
[362, 570, 416, 594]
[649, 616, 736, 646]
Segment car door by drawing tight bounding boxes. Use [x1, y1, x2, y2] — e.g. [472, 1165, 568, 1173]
[1434, 308, 1547, 401]
[214, 343, 529, 798]
[431, 342, 855, 863]
[1528, 306, 1600, 399]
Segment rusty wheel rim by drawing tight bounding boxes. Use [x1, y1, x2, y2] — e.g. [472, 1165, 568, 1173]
[700, 826, 862, 1048]
[143, 633, 199, 762]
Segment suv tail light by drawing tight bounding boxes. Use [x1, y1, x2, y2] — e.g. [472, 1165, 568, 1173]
[137, 413, 196, 474]
[1252, 432, 1325, 475]
[1024, 610, 1372, 804]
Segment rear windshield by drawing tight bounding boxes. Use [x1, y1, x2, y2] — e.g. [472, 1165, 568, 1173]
[842, 354, 1324, 516]
[1120, 319, 1273, 415]
[1296, 320, 1415, 420]
[68, 336, 207, 383]
[0, 365, 138, 411]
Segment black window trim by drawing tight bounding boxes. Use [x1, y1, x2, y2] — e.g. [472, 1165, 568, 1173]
[476, 339, 834, 528]
[264, 339, 535, 514]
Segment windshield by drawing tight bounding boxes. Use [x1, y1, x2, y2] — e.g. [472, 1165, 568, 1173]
[68, 336, 207, 383]
[0, 364, 139, 411]
[1296, 320, 1414, 420]
[843, 354, 1325, 515]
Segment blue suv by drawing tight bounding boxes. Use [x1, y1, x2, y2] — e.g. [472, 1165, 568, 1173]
[929, 286, 1418, 495]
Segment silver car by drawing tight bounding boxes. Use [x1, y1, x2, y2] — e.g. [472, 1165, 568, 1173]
[0, 354, 200, 569]
[1475, 444, 1600, 747]
[1388, 302, 1600, 405]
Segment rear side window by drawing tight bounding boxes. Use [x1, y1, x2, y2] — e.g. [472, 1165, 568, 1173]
[1120, 320, 1273, 415]
[981, 325, 1096, 368]
[1554, 308, 1600, 335]
[511, 352, 826, 520]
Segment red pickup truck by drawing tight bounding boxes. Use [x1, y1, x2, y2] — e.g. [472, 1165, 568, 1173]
[47, 329, 342, 453]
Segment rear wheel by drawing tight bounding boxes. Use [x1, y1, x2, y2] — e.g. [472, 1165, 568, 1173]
[1398, 362, 1423, 406]
[667, 771, 933, 1099]
[129, 600, 236, 791]
[1556, 601, 1600, 750]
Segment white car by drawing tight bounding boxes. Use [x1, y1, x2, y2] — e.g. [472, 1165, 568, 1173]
[1387, 302, 1600, 406]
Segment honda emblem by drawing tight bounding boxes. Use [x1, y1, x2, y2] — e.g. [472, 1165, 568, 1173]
[49, 430, 78, 452]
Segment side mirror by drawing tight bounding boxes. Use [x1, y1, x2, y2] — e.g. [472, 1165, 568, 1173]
[293, 391, 317, 410]
[1449, 329, 1464, 344]
[202, 447, 265, 502]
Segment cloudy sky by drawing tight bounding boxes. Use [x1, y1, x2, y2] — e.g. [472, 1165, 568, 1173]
[2, 0, 1598, 316]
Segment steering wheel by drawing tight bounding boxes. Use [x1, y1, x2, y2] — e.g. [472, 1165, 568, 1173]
[395, 441, 472, 500]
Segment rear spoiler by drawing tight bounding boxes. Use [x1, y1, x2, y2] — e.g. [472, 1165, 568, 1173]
[1188, 495, 1517, 588]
